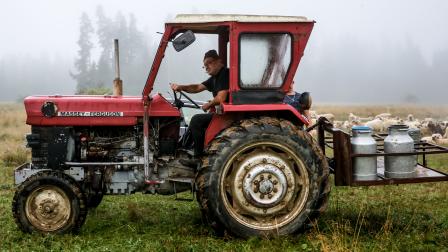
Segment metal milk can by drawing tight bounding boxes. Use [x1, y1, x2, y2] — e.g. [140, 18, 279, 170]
[384, 125, 416, 178]
[351, 126, 377, 181]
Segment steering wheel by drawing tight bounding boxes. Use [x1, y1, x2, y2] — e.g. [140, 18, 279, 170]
[173, 90, 201, 109]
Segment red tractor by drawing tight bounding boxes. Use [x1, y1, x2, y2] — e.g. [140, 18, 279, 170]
[12, 14, 448, 238]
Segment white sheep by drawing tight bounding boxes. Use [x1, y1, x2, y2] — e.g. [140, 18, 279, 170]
[432, 133, 448, 145]
[309, 110, 318, 119]
[435, 138, 448, 145]
[348, 113, 360, 122]
[423, 118, 434, 123]
[364, 118, 384, 132]
[375, 113, 392, 120]
[404, 119, 421, 130]
[317, 113, 335, 123]
[333, 120, 344, 129]
[432, 133, 443, 140]
[421, 136, 435, 144]
[343, 119, 362, 130]
[382, 118, 404, 130]
[359, 116, 374, 121]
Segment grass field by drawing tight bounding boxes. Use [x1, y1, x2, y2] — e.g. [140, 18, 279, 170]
[0, 103, 447, 251]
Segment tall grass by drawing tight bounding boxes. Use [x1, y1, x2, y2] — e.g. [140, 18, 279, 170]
[0, 103, 447, 251]
[0, 103, 30, 185]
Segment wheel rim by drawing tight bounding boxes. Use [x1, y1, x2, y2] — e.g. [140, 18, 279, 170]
[220, 141, 310, 230]
[25, 185, 71, 232]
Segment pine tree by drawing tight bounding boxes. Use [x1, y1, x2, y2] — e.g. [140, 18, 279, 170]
[71, 12, 94, 92]
[127, 14, 143, 65]
[114, 12, 129, 64]
[125, 13, 151, 94]
[71, 7, 153, 95]
[95, 5, 114, 87]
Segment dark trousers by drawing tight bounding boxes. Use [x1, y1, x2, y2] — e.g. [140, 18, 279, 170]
[189, 113, 213, 156]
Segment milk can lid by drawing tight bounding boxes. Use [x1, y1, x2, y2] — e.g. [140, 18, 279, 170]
[388, 124, 409, 129]
[352, 126, 371, 131]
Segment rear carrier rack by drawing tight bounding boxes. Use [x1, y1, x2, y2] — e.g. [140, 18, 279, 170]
[311, 118, 448, 186]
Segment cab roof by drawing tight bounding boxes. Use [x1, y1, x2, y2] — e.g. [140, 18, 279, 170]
[169, 14, 313, 24]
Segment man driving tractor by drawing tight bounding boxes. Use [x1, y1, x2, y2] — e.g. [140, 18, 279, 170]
[170, 49, 229, 167]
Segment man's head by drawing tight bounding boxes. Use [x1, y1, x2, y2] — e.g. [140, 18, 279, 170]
[203, 50, 223, 76]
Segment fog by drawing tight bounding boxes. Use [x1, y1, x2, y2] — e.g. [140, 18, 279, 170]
[1, 0, 447, 104]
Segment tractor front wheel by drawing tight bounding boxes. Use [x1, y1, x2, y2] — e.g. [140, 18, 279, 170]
[196, 117, 329, 238]
[12, 170, 87, 234]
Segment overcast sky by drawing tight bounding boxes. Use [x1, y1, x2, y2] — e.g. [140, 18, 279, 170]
[1, 0, 447, 103]
[2, 0, 447, 60]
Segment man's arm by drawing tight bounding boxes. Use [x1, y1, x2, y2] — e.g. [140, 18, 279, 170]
[202, 90, 228, 111]
[170, 83, 207, 94]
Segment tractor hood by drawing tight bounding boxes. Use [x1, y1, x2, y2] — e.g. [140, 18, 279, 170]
[24, 94, 180, 126]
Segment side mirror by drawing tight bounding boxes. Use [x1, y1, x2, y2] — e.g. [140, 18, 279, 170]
[298, 92, 312, 110]
[172, 30, 196, 52]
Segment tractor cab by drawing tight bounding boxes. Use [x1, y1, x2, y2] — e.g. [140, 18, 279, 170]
[145, 14, 313, 124]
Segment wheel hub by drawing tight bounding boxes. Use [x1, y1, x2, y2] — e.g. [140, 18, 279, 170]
[242, 164, 288, 208]
[39, 198, 60, 218]
[234, 150, 296, 216]
[25, 186, 71, 232]
[258, 177, 273, 194]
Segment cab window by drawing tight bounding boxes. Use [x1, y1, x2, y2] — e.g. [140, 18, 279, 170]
[239, 33, 291, 88]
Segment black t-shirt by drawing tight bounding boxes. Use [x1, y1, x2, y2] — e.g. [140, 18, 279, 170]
[202, 67, 229, 101]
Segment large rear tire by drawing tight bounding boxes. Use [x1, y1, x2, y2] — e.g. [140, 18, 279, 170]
[12, 170, 88, 234]
[196, 117, 330, 238]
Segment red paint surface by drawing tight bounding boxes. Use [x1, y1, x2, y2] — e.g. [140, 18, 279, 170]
[204, 113, 239, 146]
[222, 103, 309, 125]
[204, 103, 309, 146]
[24, 94, 180, 126]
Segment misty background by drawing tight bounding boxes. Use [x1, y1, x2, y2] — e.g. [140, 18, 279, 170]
[0, 0, 447, 104]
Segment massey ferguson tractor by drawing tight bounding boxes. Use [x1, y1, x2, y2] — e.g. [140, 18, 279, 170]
[12, 14, 448, 238]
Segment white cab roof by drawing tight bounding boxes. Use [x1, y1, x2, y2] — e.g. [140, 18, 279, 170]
[170, 14, 313, 24]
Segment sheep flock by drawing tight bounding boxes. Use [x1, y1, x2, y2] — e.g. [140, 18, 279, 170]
[308, 111, 448, 145]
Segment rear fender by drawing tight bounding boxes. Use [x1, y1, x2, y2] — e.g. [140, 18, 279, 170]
[204, 105, 309, 146]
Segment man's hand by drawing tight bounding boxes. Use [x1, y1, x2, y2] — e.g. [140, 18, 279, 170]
[170, 83, 182, 92]
[201, 102, 212, 112]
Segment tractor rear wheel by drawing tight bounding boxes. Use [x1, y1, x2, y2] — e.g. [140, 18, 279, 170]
[12, 170, 87, 234]
[196, 117, 329, 238]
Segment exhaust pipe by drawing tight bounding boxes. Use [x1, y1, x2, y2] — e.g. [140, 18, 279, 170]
[113, 39, 123, 96]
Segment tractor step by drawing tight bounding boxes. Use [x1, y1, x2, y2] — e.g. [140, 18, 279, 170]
[169, 177, 195, 201]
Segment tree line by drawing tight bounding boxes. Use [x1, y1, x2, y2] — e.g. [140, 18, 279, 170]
[71, 6, 152, 95]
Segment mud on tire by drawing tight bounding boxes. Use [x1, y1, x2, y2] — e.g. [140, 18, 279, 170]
[12, 170, 88, 234]
[196, 117, 330, 238]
